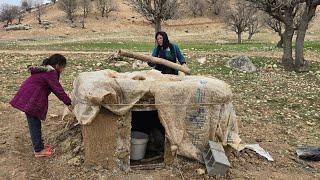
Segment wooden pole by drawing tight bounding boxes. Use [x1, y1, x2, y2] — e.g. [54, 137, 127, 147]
[118, 49, 190, 75]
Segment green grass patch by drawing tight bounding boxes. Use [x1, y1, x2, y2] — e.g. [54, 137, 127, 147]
[0, 40, 278, 52]
[304, 41, 320, 51]
[180, 42, 276, 52]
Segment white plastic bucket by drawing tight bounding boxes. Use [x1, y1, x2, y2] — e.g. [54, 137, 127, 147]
[130, 131, 149, 160]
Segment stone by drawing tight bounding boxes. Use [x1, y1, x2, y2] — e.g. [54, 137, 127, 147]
[5, 24, 32, 31]
[73, 145, 81, 154]
[49, 114, 59, 118]
[306, 121, 315, 126]
[68, 156, 81, 166]
[215, 40, 229, 44]
[196, 168, 205, 175]
[41, 20, 52, 26]
[197, 57, 206, 64]
[96, 62, 102, 66]
[132, 61, 148, 69]
[226, 55, 256, 72]
[115, 61, 129, 67]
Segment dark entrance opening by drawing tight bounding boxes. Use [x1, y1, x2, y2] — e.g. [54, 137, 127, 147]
[130, 110, 165, 166]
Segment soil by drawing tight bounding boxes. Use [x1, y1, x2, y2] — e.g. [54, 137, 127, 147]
[0, 1, 319, 179]
[1, 51, 319, 179]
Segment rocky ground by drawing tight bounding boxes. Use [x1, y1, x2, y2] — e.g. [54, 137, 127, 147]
[0, 51, 319, 179]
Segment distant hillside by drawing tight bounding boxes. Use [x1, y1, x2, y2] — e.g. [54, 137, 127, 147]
[0, 0, 319, 43]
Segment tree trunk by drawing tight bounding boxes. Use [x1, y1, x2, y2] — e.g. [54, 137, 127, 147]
[154, 18, 161, 34]
[68, 10, 74, 23]
[37, 7, 41, 24]
[82, 15, 85, 28]
[294, 4, 316, 72]
[38, 16, 42, 24]
[70, 14, 74, 23]
[82, 8, 86, 28]
[237, 32, 242, 43]
[276, 33, 283, 48]
[101, 8, 105, 17]
[282, 25, 294, 70]
[281, 8, 295, 71]
[84, 8, 88, 18]
[295, 22, 308, 72]
[248, 32, 253, 40]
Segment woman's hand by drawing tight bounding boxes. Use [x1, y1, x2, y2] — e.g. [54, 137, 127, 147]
[179, 64, 188, 76]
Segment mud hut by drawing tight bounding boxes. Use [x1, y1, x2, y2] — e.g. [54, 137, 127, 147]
[72, 69, 241, 171]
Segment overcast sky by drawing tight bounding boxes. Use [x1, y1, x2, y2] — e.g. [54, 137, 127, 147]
[0, 0, 51, 7]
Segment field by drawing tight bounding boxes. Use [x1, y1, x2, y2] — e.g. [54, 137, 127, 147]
[0, 1, 320, 179]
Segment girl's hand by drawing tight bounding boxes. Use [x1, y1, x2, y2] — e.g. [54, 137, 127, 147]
[68, 105, 74, 112]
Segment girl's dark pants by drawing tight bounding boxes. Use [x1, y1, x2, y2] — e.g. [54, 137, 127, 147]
[26, 114, 44, 152]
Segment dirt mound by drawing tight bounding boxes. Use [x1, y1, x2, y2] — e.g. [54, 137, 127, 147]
[54, 115, 84, 167]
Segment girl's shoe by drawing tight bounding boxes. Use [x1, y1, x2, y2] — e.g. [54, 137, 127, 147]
[34, 146, 54, 158]
[44, 144, 53, 152]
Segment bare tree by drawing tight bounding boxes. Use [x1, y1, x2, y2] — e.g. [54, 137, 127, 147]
[207, 0, 226, 16]
[79, 0, 91, 18]
[127, 0, 179, 33]
[265, 16, 284, 48]
[27, 0, 33, 12]
[59, 0, 78, 23]
[96, 0, 117, 18]
[246, 5, 262, 40]
[34, 0, 44, 24]
[293, 1, 319, 72]
[246, 0, 296, 70]
[246, 0, 320, 71]
[0, 4, 20, 26]
[21, 0, 33, 12]
[247, 17, 260, 40]
[224, 3, 250, 43]
[17, 7, 26, 24]
[79, 0, 91, 28]
[187, 0, 206, 17]
[21, 1, 29, 11]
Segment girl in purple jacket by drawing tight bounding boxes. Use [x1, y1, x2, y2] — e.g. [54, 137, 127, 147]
[10, 54, 72, 158]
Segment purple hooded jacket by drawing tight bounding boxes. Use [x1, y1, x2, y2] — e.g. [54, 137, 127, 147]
[10, 66, 72, 120]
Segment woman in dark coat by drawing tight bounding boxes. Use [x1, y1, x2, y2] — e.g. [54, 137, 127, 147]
[149, 31, 187, 75]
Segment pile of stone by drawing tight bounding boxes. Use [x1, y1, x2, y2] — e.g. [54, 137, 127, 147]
[41, 20, 53, 29]
[4, 24, 32, 31]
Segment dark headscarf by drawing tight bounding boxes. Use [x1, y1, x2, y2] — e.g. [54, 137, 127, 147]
[155, 31, 170, 49]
